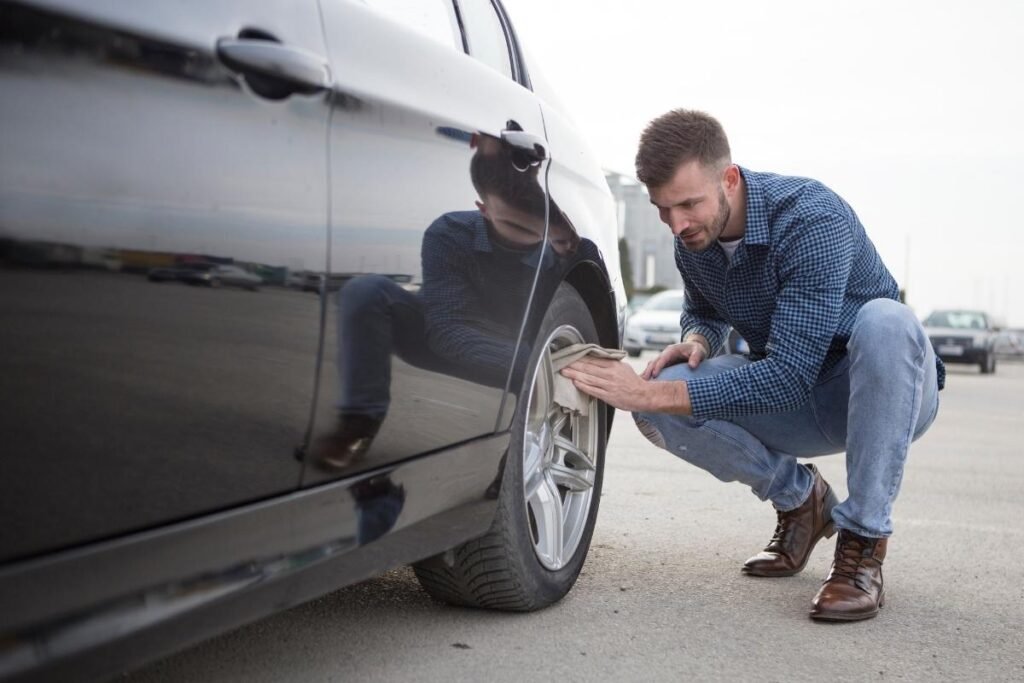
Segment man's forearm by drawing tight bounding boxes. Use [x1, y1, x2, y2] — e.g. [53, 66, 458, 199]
[650, 379, 693, 416]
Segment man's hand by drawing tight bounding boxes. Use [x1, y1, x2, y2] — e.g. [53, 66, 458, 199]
[560, 357, 691, 415]
[642, 339, 709, 380]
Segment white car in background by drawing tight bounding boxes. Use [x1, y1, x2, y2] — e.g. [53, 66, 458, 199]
[624, 288, 750, 357]
[624, 289, 686, 356]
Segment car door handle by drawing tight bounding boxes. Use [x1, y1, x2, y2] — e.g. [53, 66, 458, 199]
[500, 128, 548, 164]
[216, 38, 330, 99]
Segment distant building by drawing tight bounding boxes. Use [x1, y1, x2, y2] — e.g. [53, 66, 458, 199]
[605, 171, 679, 292]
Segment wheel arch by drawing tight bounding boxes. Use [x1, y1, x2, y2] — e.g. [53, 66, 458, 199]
[563, 259, 621, 354]
[518, 259, 622, 435]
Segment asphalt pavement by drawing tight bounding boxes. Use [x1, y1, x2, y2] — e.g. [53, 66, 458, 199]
[123, 357, 1024, 682]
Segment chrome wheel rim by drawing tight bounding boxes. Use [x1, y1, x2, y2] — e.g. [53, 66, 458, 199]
[522, 325, 599, 571]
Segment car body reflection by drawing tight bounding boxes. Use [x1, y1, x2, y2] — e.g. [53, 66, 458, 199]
[0, 1, 626, 679]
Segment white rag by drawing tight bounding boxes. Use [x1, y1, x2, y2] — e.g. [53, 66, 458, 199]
[550, 343, 627, 416]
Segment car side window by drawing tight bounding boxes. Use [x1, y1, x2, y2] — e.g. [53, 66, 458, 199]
[455, 0, 513, 80]
[358, 0, 461, 50]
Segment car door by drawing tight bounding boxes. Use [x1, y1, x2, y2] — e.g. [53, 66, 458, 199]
[0, 0, 329, 563]
[304, 0, 553, 481]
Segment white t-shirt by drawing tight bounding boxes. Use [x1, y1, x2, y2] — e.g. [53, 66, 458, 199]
[719, 237, 742, 264]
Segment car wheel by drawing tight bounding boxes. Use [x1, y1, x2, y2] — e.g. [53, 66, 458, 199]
[626, 347, 641, 357]
[413, 284, 606, 611]
[980, 352, 996, 374]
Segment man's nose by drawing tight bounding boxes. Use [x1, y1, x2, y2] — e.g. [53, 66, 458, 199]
[666, 209, 689, 235]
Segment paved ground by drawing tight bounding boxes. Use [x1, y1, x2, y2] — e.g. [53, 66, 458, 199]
[125, 358, 1024, 682]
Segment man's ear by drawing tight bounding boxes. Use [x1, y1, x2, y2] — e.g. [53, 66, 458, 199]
[475, 199, 488, 217]
[722, 164, 740, 193]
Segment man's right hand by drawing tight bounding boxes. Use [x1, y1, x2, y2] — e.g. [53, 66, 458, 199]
[642, 340, 709, 380]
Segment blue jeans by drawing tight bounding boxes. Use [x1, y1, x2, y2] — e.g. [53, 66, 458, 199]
[335, 275, 512, 418]
[633, 299, 940, 538]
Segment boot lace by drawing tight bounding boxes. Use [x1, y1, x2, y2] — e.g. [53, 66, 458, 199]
[768, 507, 795, 544]
[830, 533, 875, 587]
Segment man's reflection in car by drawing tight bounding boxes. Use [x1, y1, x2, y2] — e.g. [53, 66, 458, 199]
[315, 132, 595, 471]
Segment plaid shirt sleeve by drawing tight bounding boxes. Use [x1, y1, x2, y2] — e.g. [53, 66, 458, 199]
[686, 212, 855, 418]
[420, 220, 517, 368]
[679, 281, 729, 353]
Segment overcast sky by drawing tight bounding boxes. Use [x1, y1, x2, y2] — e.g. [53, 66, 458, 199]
[506, 0, 1024, 326]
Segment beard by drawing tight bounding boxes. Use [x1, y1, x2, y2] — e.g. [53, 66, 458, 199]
[687, 187, 731, 253]
[712, 187, 731, 239]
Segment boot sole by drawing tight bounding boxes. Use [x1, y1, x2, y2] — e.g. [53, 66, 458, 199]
[809, 592, 885, 622]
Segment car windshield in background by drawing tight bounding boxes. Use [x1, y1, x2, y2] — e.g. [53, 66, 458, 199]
[646, 294, 685, 311]
[924, 311, 987, 329]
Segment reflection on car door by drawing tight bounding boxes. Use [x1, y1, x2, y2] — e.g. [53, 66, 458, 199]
[305, 0, 552, 481]
[0, 0, 329, 562]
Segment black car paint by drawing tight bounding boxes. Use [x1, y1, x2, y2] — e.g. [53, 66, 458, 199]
[0, 1, 620, 680]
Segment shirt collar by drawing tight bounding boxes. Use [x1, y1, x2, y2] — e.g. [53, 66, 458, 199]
[738, 166, 770, 246]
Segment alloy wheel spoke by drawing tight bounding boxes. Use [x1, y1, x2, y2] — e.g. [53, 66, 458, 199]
[534, 350, 555, 417]
[524, 465, 546, 502]
[523, 434, 546, 483]
[554, 434, 595, 472]
[528, 473, 565, 568]
[550, 409, 570, 437]
[547, 461, 595, 492]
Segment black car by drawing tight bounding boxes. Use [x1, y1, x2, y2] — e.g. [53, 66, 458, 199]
[0, 1, 626, 681]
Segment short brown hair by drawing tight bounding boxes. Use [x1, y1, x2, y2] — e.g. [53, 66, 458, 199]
[470, 133, 572, 231]
[635, 109, 731, 188]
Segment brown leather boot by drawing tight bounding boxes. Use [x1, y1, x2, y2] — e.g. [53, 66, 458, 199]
[314, 413, 382, 472]
[742, 464, 838, 577]
[810, 530, 887, 621]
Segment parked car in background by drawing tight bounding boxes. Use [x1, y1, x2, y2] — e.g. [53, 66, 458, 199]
[0, 1, 625, 680]
[922, 309, 1002, 374]
[179, 263, 263, 290]
[994, 329, 1024, 359]
[285, 269, 320, 291]
[148, 262, 261, 290]
[624, 291, 653, 318]
[146, 263, 201, 283]
[624, 288, 747, 357]
[623, 288, 685, 356]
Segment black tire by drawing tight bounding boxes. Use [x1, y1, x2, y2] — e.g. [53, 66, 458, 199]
[413, 283, 607, 611]
[626, 347, 641, 358]
[980, 352, 996, 374]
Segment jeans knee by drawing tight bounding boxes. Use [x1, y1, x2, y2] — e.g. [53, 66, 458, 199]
[632, 409, 703, 451]
[851, 298, 924, 351]
[340, 274, 396, 300]
[338, 274, 400, 316]
[632, 411, 668, 449]
[651, 363, 698, 384]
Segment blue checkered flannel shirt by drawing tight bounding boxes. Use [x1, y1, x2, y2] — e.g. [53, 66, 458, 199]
[678, 167, 945, 419]
[421, 211, 599, 371]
